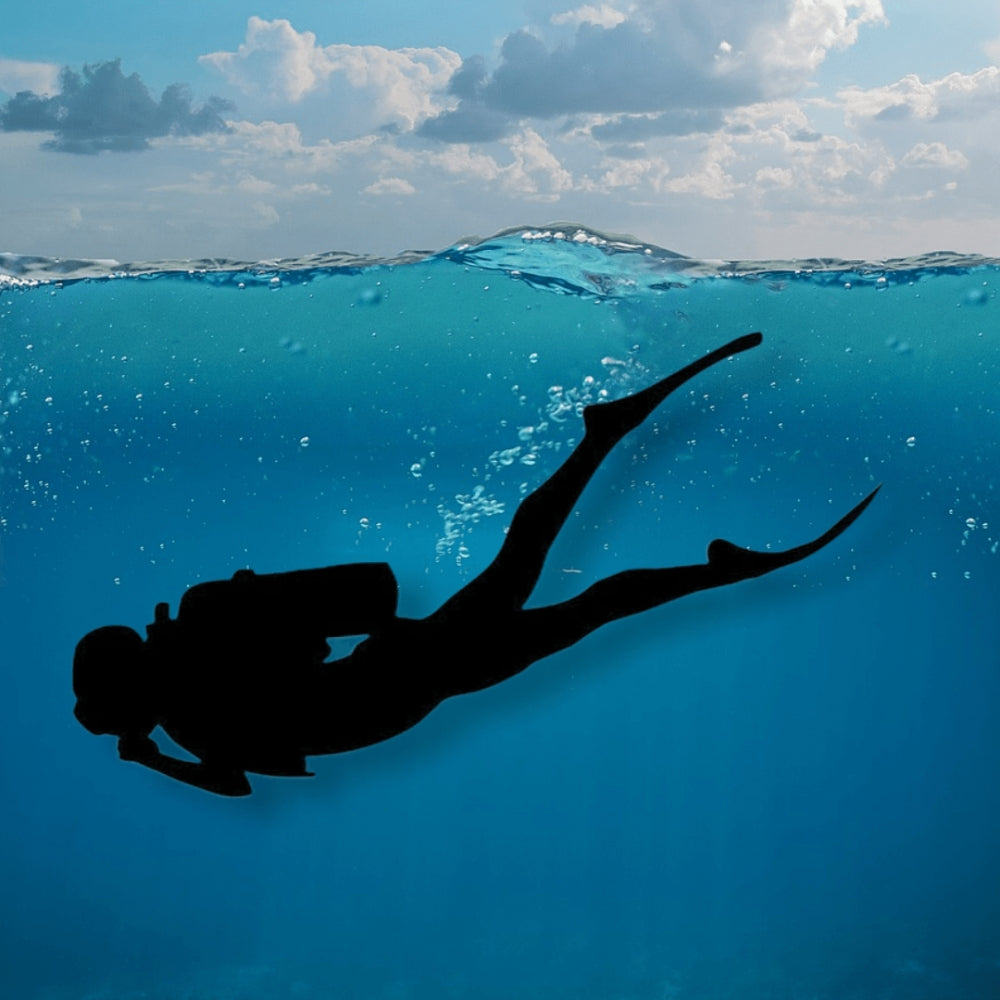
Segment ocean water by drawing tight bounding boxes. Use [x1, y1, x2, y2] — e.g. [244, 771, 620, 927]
[2, 227, 999, 999]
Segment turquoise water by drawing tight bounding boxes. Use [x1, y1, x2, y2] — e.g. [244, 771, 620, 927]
[2, 228, 999, 998]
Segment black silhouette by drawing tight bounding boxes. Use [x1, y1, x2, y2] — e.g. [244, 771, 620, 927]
[73, 333, 878, 796]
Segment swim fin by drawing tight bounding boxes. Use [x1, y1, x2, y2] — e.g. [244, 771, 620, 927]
[707, 486, 881, 581]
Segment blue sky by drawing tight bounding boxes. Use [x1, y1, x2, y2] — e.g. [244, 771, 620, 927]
[2, 0, 999, 261]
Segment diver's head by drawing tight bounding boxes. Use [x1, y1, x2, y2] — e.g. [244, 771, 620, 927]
[72, 625, 156, 737]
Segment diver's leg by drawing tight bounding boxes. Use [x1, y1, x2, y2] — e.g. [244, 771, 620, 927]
[432, 333, 764, 619]
[460, 487, 882, 679]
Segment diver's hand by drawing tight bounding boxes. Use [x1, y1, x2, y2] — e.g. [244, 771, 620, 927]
[118, 733, 158, 763]
[117, 736, 253, 796]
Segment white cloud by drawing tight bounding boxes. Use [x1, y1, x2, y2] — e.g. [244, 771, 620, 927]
[839, 66, 1000, 126]
[551, 4, 628, 28]
[0, 58, 60, 96]
[983, 36, 1000, 63]
[725, 101, 898, 205]
[351, 125, 578, 201]
[663, 134, 741, 199]
[504, 128, 574, 198]
[755, 165, 795, 188]
[423, 143, 505, 183]
[592, 156, 671, 191]
[168, 118, 384, 179]
[223, 119, 321, 155]
[664, 161, 738, 199]
[200, 17, 329, 101]
[364, 177, 416, 196]
[201, 16, 461, 131]
[901, 141, 968, 170]
[757, 0, 886, 74]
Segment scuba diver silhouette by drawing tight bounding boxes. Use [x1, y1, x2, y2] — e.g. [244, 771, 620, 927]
[73, 333, 878, 796]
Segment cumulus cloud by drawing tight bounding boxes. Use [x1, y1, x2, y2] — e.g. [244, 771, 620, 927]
[839, 66, 1000, 127]
[0, 59, 232, 153]
[756, 0, 885, 76]
[660, 133, 741, 199]
[900, 141, 969, 170]
[200, 16, 461, 132]
[504, 128, 574, 198]
[421, 0, 885, 143]
[201, 17, 331, 102]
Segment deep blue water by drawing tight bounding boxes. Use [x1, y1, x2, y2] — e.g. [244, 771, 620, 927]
[2, 229, 999, 999]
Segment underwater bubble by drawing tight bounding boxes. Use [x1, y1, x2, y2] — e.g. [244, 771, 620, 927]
[906, 436, 916, 448]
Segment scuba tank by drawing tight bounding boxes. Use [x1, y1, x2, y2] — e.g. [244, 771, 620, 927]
[146, 563, 399, 650]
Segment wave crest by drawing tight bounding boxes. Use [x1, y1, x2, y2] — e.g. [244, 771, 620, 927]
[3, 223, 998, 291]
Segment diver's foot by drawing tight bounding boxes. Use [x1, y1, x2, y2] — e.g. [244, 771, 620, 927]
[582, 332, 763, 442]
[707, 538, 782, 580]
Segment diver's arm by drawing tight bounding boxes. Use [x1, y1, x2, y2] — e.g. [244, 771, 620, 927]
[118, 734, 252, 797]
